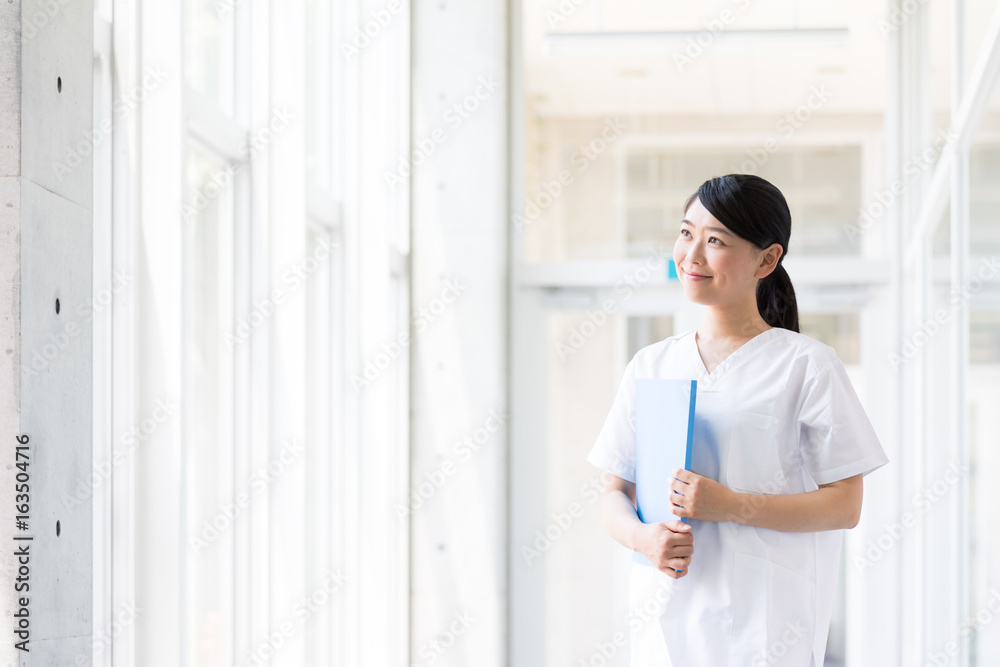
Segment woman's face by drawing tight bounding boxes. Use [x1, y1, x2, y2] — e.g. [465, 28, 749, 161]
[672, 197, 781, 307]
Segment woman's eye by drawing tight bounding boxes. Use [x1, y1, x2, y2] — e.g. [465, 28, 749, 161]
[679, 229, 723, 245]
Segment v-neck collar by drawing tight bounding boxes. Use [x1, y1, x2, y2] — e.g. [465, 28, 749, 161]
[687, 326, 781, 384]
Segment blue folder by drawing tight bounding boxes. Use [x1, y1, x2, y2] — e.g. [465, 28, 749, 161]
[632, 378, 698, 568]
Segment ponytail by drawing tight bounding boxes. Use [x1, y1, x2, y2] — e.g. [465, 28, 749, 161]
[756, 262, 798, 333]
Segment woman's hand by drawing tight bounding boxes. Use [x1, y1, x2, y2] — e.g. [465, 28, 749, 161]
[596, 471, 694, 577]
[633, 520, 694, 578]
[669, 469, 737, 523]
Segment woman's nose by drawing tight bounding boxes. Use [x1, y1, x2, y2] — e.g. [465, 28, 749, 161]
[685, 244, 706, 263]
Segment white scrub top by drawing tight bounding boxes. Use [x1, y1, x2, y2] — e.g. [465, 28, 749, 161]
[587, 326, 889, 667]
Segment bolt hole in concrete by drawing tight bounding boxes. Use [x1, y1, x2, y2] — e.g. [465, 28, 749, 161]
[57, 76, 61, 92]
[56, 520, 61, 536]
[55, 297, 60, 314]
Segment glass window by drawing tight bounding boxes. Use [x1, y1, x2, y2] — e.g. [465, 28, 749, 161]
[305, 0, 333, 193]
[970, 145, 1000, 256]
[542, 308, 627, 662]
[799, 312, 860, 364]
[970, 309, 1000, 364]
[624, 146, 862, 259]
[184, 0, 236, 116]
[933, 144, 1000, 257]
[969, 309, 1000, 665]
[305, 226, 334, 665]
[627, 314, 674, 359]
[182, 143, 235, 667]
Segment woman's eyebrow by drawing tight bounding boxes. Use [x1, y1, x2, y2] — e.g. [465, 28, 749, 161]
[680, 219, 734, 237]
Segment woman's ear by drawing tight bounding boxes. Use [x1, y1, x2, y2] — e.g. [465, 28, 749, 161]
[754, 243, 783, 279]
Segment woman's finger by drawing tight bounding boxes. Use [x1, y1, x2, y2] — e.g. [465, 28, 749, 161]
[668, 556, 690, 570]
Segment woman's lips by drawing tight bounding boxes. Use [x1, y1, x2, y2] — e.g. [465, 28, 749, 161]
[684, 269, 711, 280]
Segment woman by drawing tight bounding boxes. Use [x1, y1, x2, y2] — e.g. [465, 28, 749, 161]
[587, 174, 889, 666]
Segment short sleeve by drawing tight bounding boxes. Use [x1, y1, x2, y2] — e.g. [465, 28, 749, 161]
[586, 357, 637, 483]
[797, 349, 890, 486]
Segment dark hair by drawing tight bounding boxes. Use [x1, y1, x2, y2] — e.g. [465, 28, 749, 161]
[683, 174, 799, 333]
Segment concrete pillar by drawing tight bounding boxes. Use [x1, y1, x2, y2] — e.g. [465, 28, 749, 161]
[410, 1, 509, 665]
[1, 0, 94, 664]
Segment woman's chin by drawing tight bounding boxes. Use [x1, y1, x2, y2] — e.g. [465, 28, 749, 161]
[681, 287, 712, 304]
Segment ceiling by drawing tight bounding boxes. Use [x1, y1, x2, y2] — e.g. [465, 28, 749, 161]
[523, 0, 1000, 118]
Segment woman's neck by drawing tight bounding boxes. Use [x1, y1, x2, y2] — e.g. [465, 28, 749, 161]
[698, 304, 771, 341]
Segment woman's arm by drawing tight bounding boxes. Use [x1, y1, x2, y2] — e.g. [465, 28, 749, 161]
[668, 469, 863, 532]
[599, 471, 694, 577]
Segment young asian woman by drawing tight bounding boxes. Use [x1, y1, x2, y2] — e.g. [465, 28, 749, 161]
[587, 174, 889, 667]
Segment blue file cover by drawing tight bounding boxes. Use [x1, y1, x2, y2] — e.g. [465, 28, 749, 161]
[632, 378, 698, 568]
